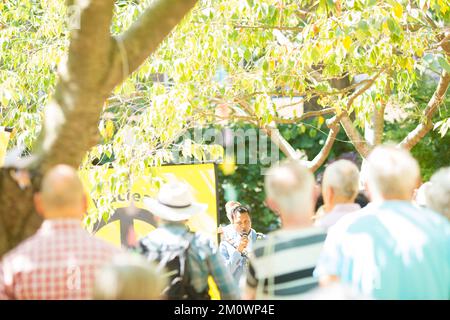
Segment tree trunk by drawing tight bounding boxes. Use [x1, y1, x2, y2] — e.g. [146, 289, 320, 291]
[0, 170, 42, 257]
[0, 0, 198, 258]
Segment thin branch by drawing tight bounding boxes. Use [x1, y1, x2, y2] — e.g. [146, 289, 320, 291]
[233, 24, 304, 31]
[399, 71, 450, 150]
[307, 115, 341, 172]
[373, 77, 391, 146]
[339, 68, 386, 158]
[104, 0, 198, 91]
[263, 125, 300, 160]
[340, 114, 372, 158]
[347, 68, 386, 109]
[273, 108, 335, 124]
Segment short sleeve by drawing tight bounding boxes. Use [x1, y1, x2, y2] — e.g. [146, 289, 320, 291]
[313, 224, 344, 279]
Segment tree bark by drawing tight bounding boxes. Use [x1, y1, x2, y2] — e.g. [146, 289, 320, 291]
[399, 71, 450, 150]
[264, 125, 300, 160]
[0, 170, 42, 257]
[308, 116, 341, 172]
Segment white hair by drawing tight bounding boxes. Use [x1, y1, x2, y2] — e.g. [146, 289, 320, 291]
[323, 160, 360, 200]
[366, 145, 420, 199]
[425, 167, 450, 219]
[265, 159, 315, 215]
[94, 254, 167, 300]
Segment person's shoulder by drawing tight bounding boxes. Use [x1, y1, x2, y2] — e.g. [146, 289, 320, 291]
[190, 231, 221, 257]
[419, 206, 450, 226]
[138, 229, 165, 249]
[192, 231, 215, 248]
[331, 204, 376, 232]
[88, 234, 124, 255]
[1, 232, 43, 262]
[414, 206, 450, 238]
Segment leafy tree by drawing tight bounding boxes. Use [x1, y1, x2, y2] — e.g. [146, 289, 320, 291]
[1, 0, 449, 255]
[148, 0, 449, 168]
[0, 0, 199, 256]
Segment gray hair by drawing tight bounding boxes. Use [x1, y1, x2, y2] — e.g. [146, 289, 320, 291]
[425, 167, 450, 219]
[323, 160, 360, 200]
[265, 159, 315, 215]
[94, 254, 167, 300]
[366, 145, 420, 199]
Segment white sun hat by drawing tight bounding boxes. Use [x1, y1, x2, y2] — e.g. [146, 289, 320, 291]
[143, 181, 208, 222]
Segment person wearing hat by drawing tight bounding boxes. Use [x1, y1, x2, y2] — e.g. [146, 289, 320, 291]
[137, 181, 239, 300]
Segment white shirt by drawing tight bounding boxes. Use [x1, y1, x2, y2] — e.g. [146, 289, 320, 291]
[315, 203, 361, 230]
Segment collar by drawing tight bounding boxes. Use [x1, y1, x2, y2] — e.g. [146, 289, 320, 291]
[39, 219, 83, 234]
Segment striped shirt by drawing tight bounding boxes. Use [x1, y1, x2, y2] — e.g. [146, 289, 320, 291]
[246, 227, 327, 299]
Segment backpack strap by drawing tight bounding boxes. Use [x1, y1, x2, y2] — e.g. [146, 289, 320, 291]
[180, 232, 195, 288]
[181, 232, 211, 300]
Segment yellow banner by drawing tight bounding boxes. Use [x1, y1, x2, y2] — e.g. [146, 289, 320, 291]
[0, 127, 11, 167]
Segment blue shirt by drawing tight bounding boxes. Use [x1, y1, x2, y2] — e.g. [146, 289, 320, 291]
[219, 225, 259, 285]
[314, 201, 450, 299]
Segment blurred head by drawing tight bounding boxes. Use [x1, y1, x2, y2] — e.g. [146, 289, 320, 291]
[425, 167, 450, 219]
[322, 160, 360, 212]
[365, 145, 420, 202]
[34, 164, 87, 220]
[94, 254, 167, 300]
[225, 200, 241, 223]
[265, 159, 315, 226]
[231, 205, 251, 234]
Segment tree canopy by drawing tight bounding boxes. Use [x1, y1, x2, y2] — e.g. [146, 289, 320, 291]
[0, 0, 449, 249]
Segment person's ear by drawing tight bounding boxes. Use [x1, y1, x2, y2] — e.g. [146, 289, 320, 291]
[34, 192, 45, 217]
[82, 194, 88, 213]
[265, 198, 280, 216]
[328, 187, 334, 202]
[364, 181, 373, 202]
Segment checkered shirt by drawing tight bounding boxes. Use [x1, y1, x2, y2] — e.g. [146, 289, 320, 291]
[0, 219, 123, 300]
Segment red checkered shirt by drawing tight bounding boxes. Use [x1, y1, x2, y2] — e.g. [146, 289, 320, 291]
[0, 219, 123, 300]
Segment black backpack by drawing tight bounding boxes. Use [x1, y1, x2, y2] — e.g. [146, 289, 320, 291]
[139, 232, 210, 300]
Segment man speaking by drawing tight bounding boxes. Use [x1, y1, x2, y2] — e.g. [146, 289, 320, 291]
[219, 205, 264, 288]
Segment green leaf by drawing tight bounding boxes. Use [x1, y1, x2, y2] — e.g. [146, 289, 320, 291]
[437, 57, 450, 73]
[244, 48, 252, 61]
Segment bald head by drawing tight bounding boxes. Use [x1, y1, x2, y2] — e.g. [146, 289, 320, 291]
[265, 159, 315, 217]
[37, 165, 86, 219]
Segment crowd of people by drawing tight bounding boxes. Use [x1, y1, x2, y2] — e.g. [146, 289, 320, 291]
[0, 144, 448, 300]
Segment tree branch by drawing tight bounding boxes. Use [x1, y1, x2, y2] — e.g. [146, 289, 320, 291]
[308, 115, 341, 172]
[31, 0, 198, 172]
[104, 0, 198, 90]
[372, 76, 391, 146]
[263, 125, 300, 160]
[340, 114, 372, 158]
[33, 0, 116, 171]
[399, 71, 450, 150]
[273, 108, 335, 124]
[339, 68, 386, 158]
